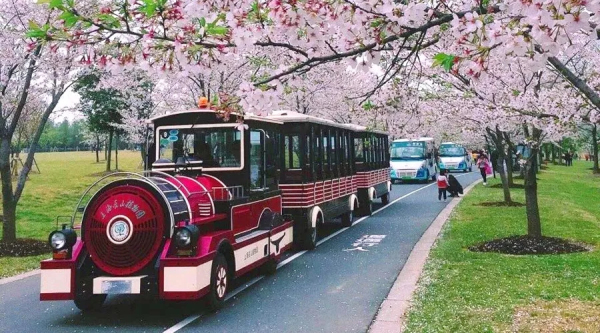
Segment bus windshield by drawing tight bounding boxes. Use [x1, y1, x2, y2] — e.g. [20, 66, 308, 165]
[156, 125, 242, 169]
[391, 142, 426, 160]
[439, 146, 465, 157]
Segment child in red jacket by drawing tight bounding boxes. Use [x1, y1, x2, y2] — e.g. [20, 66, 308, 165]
[437, 169, 450, 201]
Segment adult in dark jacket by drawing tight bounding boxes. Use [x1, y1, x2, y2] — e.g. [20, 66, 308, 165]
[447, 174, 463, 197]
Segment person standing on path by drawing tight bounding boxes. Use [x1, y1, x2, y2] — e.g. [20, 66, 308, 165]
[437, 169, 450, 201]
[477, 153, 490, 185]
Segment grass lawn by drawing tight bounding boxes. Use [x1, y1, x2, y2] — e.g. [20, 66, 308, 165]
[404, 161, 600, 333]
[0, 151, 142, 278]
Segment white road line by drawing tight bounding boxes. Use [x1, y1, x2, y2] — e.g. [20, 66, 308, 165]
[161, 177, 477, 333]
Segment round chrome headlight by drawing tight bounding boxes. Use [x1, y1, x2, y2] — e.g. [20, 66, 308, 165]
[49, 231, 66, 250]
[174, 228, 192, 247]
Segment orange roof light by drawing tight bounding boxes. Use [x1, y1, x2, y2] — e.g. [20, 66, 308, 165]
[198, 96, 209, 108]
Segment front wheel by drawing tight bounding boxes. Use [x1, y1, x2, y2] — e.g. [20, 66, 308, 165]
[361, 200, 373, 216]
[74, 294, 107, 312]
[381, 193, 390, 205]
[341, 210, 353, 227]
[206, 253, 229, 311]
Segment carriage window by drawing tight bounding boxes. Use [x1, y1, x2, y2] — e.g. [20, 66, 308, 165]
[284, 135, 301, 169]
[354, 138, 364, 162]
[250, 130, 265, 189]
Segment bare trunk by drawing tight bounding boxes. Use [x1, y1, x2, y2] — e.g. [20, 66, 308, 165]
[115, 133, 119, 170]
[593, 124, 599, 174]
[551, 144, 556, 164]
[106, 130, 113, 172]
[0, 138, 16, 242]
[95, 135, 100, 163]
[497, 154, 512, 203]
[487, 127, 512, 203]
[524, 128, 542, 238]
[141, 144, 146, 169]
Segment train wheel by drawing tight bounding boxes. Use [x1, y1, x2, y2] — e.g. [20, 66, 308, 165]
[362, 201, 373, 216]
[381, 193, 390, 205]
[341, 210, 353, 228]
[74, 294, 107, 312]
[296, 215, 317, 250]
[206, 253, 228, 311]
[261, 258, 278, 275]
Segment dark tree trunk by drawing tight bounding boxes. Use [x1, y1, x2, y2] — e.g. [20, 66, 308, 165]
[0, 138, 16, 241]
[523, 127, 542, 238]
[95, 135, 100, 163]
[140, 144, 147, 169]
[551, 144, 556, 164]
[486, 127, 512, 203]
[593, 124, 599, 174]
[115, 133, 119, 171]
[503, 132, 515, 186]
[106, 130, 113, 172]
[104, 141, 107, 161]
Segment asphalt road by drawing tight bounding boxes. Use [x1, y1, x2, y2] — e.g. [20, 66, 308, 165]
[0, 172, 480, 333]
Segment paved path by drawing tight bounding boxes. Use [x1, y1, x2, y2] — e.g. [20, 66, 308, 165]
[0, 172, 480, 333]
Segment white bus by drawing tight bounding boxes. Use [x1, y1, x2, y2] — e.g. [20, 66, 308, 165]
[437, 142, 473, 172]
[389, 137, 437, 183]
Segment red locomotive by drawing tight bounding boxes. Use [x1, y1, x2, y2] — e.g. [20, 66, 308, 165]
[40, 104, 389, 311]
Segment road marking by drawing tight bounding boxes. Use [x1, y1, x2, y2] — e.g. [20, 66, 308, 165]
[161, 178, 472, 333]
[343, 235, 387, 252]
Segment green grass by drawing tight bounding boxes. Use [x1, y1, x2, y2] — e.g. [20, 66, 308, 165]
[404, 161, 600, 333]
[0, 151, 142, 278]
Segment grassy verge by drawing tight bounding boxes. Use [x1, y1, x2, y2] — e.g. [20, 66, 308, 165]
[404, 161, 600, 333]
[0, 151, 141, 278]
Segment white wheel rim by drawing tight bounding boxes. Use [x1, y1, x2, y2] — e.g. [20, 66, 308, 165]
[216, 266, 227, 298]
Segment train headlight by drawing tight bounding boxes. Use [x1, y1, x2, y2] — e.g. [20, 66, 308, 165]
[174, 225, 200, 249]
[48, 228, 77, 251]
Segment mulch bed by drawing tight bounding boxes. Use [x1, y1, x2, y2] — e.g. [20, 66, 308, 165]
[0, 239, 50, 257]
[469, 235, 590, 255]
[474, 201, 525, 207]
[490, 183, 525, 189]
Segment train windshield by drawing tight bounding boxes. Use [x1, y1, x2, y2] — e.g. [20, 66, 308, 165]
[439, 145, 465, 157]
[390, 141, 426, 160]
[157, 125, 243, 169]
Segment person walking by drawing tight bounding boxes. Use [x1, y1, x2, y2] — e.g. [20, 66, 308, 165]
[437, 169, 450, 201]
[477, 153, 490, 185]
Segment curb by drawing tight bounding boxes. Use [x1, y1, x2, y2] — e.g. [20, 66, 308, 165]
[0, 269, 40, 286]
[368, 179, 483, 333]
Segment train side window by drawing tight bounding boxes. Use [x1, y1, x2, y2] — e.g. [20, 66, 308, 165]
[323, 132, 329, 177]
[330, 131, 337, 178]
[314, 128, 323, 180]
[354, 137, 364, 162]
[284, 134, 301, 169]
[250, 130, 266, 189]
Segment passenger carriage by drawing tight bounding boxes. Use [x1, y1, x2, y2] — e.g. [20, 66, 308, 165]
[351, 126, 392, 215]
[40, 103, 293, 311]
[265, 111, 391, 250]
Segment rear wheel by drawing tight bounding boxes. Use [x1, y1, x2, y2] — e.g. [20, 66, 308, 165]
[206, 253, 228, 311]
[362, 200, 373, 216]
[381, 193, 390, 205]
[341, 210, 353, 227]
[74, 293, 107, 312]
[297, 215, 318, 250]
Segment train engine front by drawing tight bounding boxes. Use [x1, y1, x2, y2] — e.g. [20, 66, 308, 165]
[40, 105, 294, 311]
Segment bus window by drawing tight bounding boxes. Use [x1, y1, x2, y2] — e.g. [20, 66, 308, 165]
[330, 132, 337, 177]
[284, 134, 301, 169]
[323, 133, 329, 177]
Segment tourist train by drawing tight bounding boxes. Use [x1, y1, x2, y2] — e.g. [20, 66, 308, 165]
[40, 101, 390, 311]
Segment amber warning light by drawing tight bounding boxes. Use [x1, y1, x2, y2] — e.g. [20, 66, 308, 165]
[198, 96, 208, 108]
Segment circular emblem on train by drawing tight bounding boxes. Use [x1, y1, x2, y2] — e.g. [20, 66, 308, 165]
[106, 215, 134, 245]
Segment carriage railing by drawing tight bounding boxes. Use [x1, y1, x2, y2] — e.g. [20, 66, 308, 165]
[211, 186, 244, 201]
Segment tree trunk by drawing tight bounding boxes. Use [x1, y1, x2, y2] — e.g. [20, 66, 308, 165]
[106, 130, 113, 172]
[487, 127, 512, 203]
[557, 142, 563, 165]
[115, 133, 119, 171]
[95, 135, 100, 163]
[551, 144, 556, 164]
[503, 133, 515, 186]
[141, 143, 147, 169]
[0, 138, 16, 242]
[593, 124, 599, 174]
[524, 127, 542, 238]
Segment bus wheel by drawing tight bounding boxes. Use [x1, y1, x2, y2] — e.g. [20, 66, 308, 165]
[381, 193, 390, 205]
[341, 210, 353, 227]
[74, 294, 107, 312]
[206, 252, 228, 311]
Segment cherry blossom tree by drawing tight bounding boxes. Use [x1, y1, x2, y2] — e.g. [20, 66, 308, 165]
[0, 1, 77, 241]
